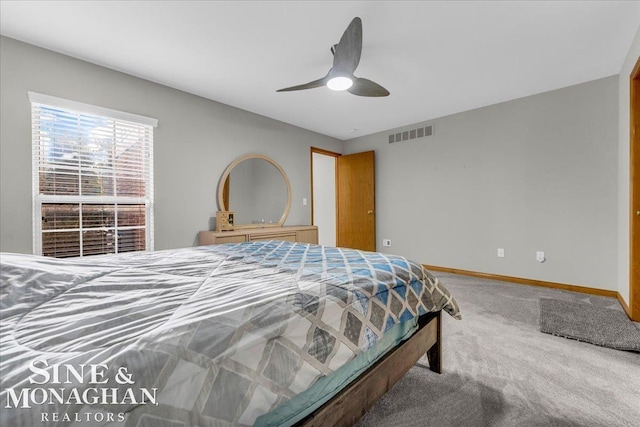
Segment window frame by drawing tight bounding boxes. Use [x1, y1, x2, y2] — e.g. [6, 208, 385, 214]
[29, 92, 157, 257]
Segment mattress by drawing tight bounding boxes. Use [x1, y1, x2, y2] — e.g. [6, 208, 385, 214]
[1, 241, 460, 426]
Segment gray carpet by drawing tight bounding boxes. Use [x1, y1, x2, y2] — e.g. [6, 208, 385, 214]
[356, 273, 640, 427]
[540, 297, 640, 352]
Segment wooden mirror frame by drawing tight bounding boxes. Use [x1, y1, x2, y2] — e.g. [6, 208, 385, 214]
[217, 154, 292, 229]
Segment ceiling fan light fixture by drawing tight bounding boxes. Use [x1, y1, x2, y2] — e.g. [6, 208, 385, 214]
[277, 18, 389, 97]
[327, 76, 353, 91]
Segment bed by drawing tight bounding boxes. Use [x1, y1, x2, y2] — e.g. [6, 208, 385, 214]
[1, 240, 460, 426]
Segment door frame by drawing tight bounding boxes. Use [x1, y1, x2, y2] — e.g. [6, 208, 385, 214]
[310, 147, 341, 239]
[630, 57, 640, 321]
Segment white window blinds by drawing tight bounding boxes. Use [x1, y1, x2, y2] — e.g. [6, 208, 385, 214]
[29, 92, 157, 258]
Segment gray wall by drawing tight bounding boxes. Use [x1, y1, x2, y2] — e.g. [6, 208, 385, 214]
[344, 76, 619, 291]
[0, 36, 342, 253]
[617, 27, 640, 305]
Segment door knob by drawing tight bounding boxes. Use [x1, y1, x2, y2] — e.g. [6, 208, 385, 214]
[367, 210, 374, 214]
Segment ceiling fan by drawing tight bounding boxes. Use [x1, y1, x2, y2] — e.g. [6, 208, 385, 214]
[277, 17, 389, 97]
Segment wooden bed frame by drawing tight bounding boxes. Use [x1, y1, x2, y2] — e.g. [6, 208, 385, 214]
[298, 310, 442, 426]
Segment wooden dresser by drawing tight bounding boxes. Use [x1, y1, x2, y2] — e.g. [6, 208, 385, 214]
[198, 225, 318, 245]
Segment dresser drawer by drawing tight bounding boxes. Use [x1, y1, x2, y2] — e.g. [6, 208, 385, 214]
[249, 232, 297, 242]
[297, 229, 318, 244]
[215, 235, 248, 244]
[198, 226, 317, 245]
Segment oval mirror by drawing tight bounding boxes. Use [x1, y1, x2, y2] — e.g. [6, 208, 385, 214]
[218, 154, 292, 228]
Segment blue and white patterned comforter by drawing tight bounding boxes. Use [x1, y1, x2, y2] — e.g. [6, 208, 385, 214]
[1, 241, 460, 426]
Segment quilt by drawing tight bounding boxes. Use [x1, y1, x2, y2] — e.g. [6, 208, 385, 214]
[1, 241, 460, 426]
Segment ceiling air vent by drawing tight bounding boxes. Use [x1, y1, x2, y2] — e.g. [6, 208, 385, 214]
[388, 125, 434, 144]
[425, 125, 433, 136]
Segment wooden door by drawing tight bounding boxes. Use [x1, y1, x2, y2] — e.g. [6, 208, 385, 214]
[630, 57, 640, 321]
[336, 151, 375, 251]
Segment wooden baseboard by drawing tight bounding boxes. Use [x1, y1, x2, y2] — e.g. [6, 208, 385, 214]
[422, 264, 618, 299]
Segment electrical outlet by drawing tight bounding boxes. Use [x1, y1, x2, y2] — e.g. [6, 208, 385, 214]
[497, 248, 505, 258]
[382, 239, 392, 247]
[536, 251, 546, 263]
[302, 198, 308, 206]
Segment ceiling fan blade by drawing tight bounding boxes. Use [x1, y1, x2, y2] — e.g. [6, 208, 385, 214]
[332, 17, 362, 74]
[348, 77, 390, 97]
[276, 77, 328, 92]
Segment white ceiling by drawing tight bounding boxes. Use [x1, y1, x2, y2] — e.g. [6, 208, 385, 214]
[1, 1, 639, 140]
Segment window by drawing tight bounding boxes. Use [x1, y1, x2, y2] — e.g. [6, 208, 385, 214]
[30, 92, 157, 258]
